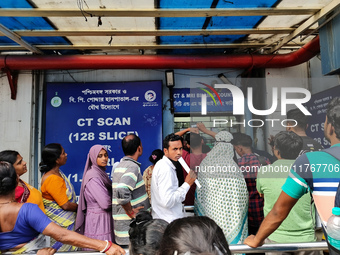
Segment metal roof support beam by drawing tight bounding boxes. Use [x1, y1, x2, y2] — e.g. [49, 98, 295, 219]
[0, 24, 43, 54]
[267, 0, 340, 53]
[14, 28, 302, 37]
[0, 42, 304, 51]
[0, 8, 319, 18]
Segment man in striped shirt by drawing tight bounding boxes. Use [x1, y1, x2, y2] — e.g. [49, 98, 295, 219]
[112, 134, 151, 245]
[245, 97, 340, 254]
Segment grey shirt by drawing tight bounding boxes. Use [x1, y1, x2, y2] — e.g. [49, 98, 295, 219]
[112, 156, 150, 245]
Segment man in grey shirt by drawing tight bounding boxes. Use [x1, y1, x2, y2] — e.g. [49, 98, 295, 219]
[112, 134, 150, 245]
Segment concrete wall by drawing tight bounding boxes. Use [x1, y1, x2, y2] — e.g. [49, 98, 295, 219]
[0, 72, 36, 184]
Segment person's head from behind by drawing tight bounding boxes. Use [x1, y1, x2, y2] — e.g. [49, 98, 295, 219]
[286, 108, 309, 132]
[122, 134, 143, 157]
[231, 132, 252, 157]
[163, 133, 183, 162]
[158, 216, 231, 255]
[325, 97, 340, 143]
[149, 149, 164, 165]
[273, 131, 303, 160]
[0, 150, 27, 177]
[129, 211, 168, 255]
[190, 133, 203, 150]
[0, 161, 18, 196]
[39, 143, 66, 174]
[183, 133, 191, 152]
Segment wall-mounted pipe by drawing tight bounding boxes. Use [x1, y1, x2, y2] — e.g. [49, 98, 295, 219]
[0, 37, 320, 70]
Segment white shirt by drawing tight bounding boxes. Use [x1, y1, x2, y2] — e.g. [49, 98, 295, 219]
[151, 156, 190, 223]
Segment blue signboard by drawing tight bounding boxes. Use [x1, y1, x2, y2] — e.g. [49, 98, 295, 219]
[45, 81, 163, 196]
[173, 87, 233, 113]
[305, 85, 340, 148]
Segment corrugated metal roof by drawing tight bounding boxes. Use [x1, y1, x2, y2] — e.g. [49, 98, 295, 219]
[0, 0, 337, 55]
[158, 0, 278, 54]
[0, 1, 69, 46]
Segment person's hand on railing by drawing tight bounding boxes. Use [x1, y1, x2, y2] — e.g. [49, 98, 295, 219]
[244, 235, 264, 248]
[37, 248, 57, 255]
[106, 243, 126, 255]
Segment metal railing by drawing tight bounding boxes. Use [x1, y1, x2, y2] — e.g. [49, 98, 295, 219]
[182, 205, 329, 253]
[229, 241, 328, 253]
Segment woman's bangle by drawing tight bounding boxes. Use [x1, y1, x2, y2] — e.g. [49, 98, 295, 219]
[100, 240, 109, 253]
[103, 241, 112, 253]
[127, 211, 134, 218]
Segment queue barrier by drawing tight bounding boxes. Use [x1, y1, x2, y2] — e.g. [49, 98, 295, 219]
[229, 241, 328, 253]
[182, 205, 329, 253]
[55, 241, 328, 254]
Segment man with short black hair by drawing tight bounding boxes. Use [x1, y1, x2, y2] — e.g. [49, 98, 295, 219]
[151, 133, 197, 223]
[286, 108, 323, 155]
[112, 134, 150, 245]
[245, 97, 340, 255]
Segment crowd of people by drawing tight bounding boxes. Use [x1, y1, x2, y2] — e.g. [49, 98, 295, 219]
[0, 97, 339, 255]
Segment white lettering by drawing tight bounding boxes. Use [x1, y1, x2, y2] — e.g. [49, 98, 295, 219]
[248, 119, 264, 128]
[77, 118, 93, 127]
[281, 87, 311, 115]
[230, 119, 246, 127]
[201, 84, 311, 116]
[248, 87, 278, 115]
[265, 119, 280, 127]
[213, 119, 228, 127]
[97, 117, 131, 126]
[282, 119, 297, 128]
[98, 131, 138, 141]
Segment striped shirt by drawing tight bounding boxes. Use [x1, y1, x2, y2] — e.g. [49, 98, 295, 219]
[112, 156, 151, 245]
[282, 144, 340, 227]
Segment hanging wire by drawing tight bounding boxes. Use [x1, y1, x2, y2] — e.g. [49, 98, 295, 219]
[77, 0, 93, 22]
[108, 36, 113, 45]
[66, 70, 79, 83]
[98, 16, 102, 27]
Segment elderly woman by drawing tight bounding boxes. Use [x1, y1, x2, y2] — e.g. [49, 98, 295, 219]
[75, 145, 114, 243]
[39, 143, 78, 251]
[0, 150, 45, 212]
[0, 161, 125, 255]
[195, 131, 248, 246]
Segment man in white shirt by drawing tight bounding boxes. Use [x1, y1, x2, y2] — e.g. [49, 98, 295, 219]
[151, 133, 197, 223]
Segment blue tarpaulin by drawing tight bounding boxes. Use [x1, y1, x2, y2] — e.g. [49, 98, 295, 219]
[0, 0, 70, 46]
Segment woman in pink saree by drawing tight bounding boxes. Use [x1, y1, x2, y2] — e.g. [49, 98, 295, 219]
[75, 145, 114, 243]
